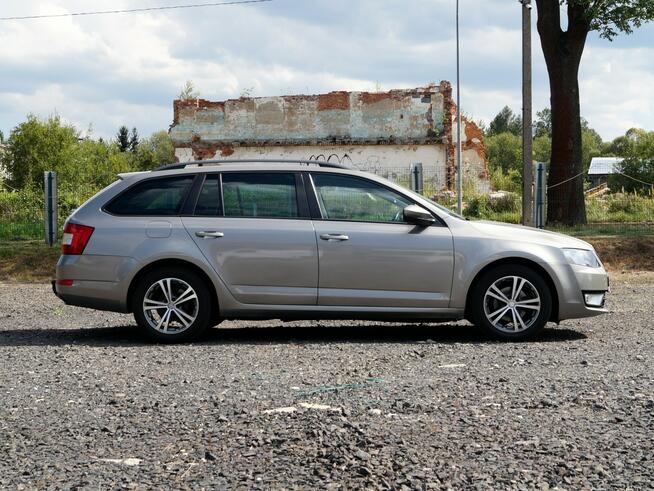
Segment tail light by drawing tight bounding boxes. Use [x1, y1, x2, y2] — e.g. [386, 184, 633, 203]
[62, 223, 95, 255]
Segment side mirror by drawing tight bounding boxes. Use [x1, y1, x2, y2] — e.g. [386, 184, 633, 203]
[403, 204, 436, 226]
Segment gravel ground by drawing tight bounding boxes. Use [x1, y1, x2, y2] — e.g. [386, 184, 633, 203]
[1, 281, 653, 490]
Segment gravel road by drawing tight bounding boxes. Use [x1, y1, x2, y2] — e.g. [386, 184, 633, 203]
[1, 281, 653, 490]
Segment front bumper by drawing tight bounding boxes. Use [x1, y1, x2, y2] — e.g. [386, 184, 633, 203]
[555, 262, 610, 321]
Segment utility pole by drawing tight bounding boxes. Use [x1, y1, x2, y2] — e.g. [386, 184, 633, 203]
[521, 0, 534, 226]
[456, 0, 463, 215]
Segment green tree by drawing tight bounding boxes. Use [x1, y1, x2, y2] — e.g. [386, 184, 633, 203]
[486, 132, 523, 174]
[131, 131, 176, 171]
[610, 129, 654, 193]
[533, 134, 552, 163]
[5, 115, 79, 189]
[533, 108, 551, 138]
[179, 80, 200, 101]
[116, 126, 130, 152]
[487, 106, 522, 137]
[129, 127, 139, 153]
[535, 0, 654, 225]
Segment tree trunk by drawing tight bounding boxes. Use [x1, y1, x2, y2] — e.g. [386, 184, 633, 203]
[547, 62, 586, 225]
[536, 0, 590, 226]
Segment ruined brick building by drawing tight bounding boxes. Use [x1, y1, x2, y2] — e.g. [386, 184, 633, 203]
[169, 81, 489, 193]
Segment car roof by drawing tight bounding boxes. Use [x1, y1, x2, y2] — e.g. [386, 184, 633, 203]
[118, 159, 370, 181]
[154, 159, 350, 172]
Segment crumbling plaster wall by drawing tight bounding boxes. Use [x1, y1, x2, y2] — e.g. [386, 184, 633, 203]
[170, 82, 489, 193]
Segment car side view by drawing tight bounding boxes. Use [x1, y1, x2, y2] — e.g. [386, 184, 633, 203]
[53, 159, 609, 342]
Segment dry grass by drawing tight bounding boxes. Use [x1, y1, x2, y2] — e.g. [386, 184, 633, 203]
[0, 241, 60, 282]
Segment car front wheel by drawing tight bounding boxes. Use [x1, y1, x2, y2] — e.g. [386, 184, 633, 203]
[469, 264, 552, 340]
[133, 267, 212, 342]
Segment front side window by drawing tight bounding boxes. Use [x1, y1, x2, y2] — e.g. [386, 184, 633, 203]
[105, 176, 194, 216]
[222, 173, 299, 218]
[311, 174, 412, 223]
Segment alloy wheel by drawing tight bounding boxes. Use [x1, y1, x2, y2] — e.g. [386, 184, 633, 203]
[142, 278, 199, 334]
[483, 275, 541, 333]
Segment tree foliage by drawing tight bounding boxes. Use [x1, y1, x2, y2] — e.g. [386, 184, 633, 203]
[487, 106, 522, 137]
[486, 132, 523, 174]
[579, 0, 654, 40]
[610, 129, 654, 193]
[129, 127, 139, 153]
[1, 115, 175, 191]
[131, 131, 176, 171]
[116, 126, 130, 152]
[4, 115, 79, 189]
[179, 80, 200, 101]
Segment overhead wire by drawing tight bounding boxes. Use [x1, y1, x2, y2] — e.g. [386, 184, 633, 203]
[0, 0, 272, 21]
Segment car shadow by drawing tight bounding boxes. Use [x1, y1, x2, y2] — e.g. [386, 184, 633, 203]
[0, 322, 587, 347]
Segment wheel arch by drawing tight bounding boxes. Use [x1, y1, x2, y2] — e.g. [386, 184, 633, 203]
[126, 258, 219, 321]
[464, 257, 559, 322]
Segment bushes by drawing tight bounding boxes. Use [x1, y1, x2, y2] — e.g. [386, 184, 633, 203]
[465, 192, 521, 222]
[489, 167, 521, 193]
[0, 185, 104, 240]
[586, 193, 654, 223]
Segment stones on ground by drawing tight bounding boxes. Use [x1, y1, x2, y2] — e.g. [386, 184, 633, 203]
[1, 283, 653, 489]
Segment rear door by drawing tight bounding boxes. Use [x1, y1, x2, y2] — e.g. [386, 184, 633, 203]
[182, 172, 318, 305]
[308, 173, 454, 308]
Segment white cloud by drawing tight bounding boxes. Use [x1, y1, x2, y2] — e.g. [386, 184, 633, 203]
[0, 0, 652, 141]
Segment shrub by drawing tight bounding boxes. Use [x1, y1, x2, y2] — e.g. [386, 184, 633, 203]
[607, 193, 646, 214]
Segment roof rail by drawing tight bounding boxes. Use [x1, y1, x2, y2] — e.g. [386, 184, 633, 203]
[153, 159, 352, 172]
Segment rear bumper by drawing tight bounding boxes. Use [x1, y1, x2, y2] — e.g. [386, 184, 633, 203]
[53, 279, 129, 313]
[53, 254, 136, 313]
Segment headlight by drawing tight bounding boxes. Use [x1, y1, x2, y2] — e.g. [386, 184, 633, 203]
[562, 248, 601, 268]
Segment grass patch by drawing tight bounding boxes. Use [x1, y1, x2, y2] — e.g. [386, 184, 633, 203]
[0, 240, 60, 281]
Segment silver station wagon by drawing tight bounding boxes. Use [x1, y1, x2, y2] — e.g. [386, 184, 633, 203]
[53, 160, 609, 342]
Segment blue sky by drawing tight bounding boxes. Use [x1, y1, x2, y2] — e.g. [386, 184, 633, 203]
[1, 0, 653, 141]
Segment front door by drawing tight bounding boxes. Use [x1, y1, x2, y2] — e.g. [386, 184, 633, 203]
[309, 173, 454, 308]
[183, 172, 318, 305]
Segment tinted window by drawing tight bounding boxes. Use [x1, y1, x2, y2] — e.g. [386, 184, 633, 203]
[222, 173, 299, 218]
[105, 176, 194, 216]
[194, 174, 222, 216]
[311, 174, 411, 223]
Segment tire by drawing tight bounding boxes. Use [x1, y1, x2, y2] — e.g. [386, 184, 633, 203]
[468, 264, 552, 340]
[133, 266, 212, 342]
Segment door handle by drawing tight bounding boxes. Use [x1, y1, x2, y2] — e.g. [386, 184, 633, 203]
[195, 231, 224, 239]
[320, 233, 349, 241]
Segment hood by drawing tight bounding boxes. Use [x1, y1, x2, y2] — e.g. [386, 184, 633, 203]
[467, 220, 594, 250]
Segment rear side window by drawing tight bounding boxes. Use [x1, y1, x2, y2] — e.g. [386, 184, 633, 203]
[105, 176, 194, 216]
[222, 173, 299, 218]
[194, 174, 222, 216]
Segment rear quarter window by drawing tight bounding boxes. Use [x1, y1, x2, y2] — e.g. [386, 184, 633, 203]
[104, 176, 194, 216]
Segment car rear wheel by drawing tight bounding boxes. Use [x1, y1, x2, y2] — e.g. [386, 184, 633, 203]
[469, 264, 552, 340]
[133, 267, 212, 342]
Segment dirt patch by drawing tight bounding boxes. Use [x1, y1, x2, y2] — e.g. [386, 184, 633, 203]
[585, 236, 654, 272]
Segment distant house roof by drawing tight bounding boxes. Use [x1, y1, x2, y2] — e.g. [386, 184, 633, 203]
[588, 157, 624, 175]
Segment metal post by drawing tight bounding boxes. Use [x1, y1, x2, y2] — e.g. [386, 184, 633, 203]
[410, 163, 424, 195]
[521, 0, 534, 226]
[456, 0, 463, 215]
[44, 171, 58, 246]
[534, 162, 546, 228]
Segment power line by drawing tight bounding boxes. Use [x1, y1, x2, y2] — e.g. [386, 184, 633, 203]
[0, 0, 272, 21]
